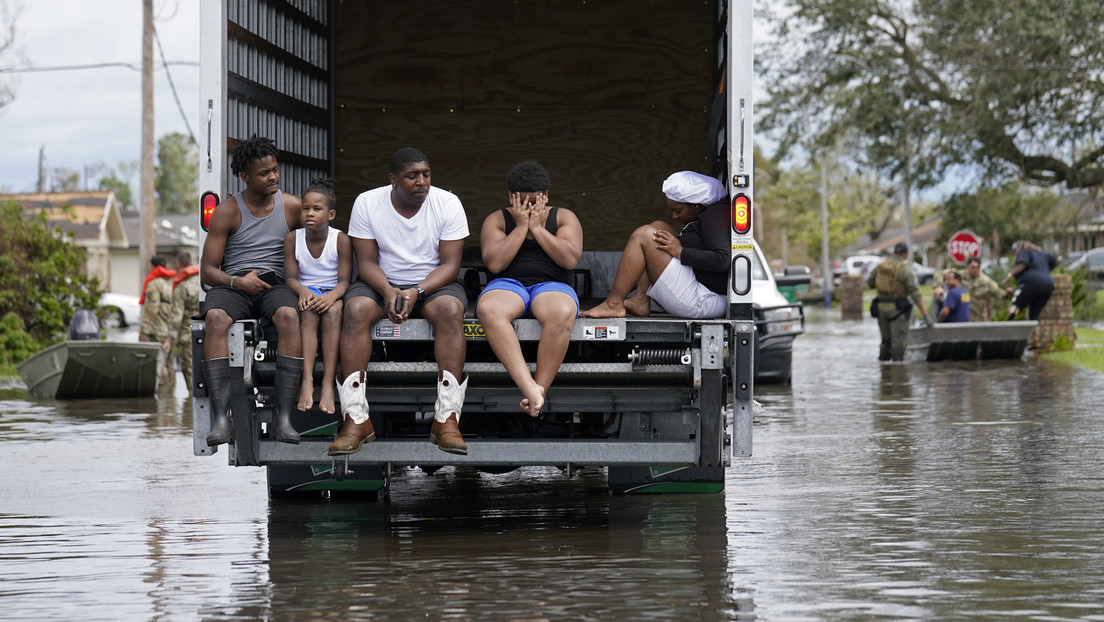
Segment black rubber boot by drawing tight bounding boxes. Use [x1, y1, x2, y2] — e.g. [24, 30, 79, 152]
[203, 358, 234, 446]
[272, 354, 302, 444]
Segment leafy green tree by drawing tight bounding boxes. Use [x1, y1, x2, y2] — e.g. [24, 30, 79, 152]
[49, 167, 82, 192]
[84, 160, 139, 211]
[758, 149, 897, 267]
[759, 0, 1104, 191]
[98, 172, 135, 211]
[0, 312, 39, 371]
[155, 132, 198, 214]
[0, 200, 103, 352]
[937, 183, 1078, 254]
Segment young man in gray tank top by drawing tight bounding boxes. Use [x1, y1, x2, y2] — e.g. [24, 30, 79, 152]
[198, 135, 304, 446]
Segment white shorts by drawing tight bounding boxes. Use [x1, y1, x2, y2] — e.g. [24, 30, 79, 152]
[647, 258, 726, 318]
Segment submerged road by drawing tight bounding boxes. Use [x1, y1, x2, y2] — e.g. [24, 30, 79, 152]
[1, 306, 1102, 620]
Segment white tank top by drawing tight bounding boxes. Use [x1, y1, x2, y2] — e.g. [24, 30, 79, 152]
[294, 227, 339, 289]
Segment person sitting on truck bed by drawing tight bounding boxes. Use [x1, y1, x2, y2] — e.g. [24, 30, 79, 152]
[199, 135, 304, 446]
[581, 170, 728, 319]
[476, 161, 583, 417]
[283, 177, 353, 416]
[331, 147, 471, 456]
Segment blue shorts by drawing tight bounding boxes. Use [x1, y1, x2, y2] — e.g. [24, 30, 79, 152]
[476, 278, 580, 319]
[306, 286, 333, 296]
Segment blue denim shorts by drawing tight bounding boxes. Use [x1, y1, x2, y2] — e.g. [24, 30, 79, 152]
[476, 278, 579, 318]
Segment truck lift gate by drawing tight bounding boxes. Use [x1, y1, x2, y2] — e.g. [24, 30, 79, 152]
[192, 316, 733, 495]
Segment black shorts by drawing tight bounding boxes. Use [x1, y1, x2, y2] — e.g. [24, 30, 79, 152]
[1011, 283, 1055, 321]
[199, 284, 298, 321]
[344, 280, 468, 316]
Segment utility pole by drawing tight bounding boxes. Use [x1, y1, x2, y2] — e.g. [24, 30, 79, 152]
[820, 160, 831, 309]
[139, 0, 155, 276]
[36, 146, 45, 193]
[900, 95, 913, 257]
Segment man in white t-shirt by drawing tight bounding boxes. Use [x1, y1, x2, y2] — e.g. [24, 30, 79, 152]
[329, 147, 472, 456]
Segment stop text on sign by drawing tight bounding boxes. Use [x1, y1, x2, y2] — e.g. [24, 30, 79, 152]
[947, 230, 982, 265]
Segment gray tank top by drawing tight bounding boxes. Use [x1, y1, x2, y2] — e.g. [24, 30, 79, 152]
[219, 190, 289, 278]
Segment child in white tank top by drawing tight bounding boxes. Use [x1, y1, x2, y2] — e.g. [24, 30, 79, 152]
[283, 179, 353, 415]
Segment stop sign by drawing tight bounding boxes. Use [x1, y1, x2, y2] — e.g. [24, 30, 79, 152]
[947, 230, 982, 265]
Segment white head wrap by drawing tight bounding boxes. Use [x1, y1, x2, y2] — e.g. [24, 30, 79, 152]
[661, 171, 726, 205]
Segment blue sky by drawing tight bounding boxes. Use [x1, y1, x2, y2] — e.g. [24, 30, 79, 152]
[0, 0, 199, 193]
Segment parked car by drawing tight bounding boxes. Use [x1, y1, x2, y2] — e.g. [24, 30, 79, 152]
[844, 254, 882, 277]
[1064, 247, 1104, 287]
[98, 293, 142, 329]
[1059, 251, 1084, 270]
[752, 242, 807, 384]
[912, 262, 936, 285]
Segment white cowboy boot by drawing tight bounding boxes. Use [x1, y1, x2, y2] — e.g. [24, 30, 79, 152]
[328, 370, 375, 456]
[430, 370, 468, 455]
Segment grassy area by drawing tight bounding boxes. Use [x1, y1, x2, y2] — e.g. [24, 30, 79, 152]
[1042, 326, 1104, 374]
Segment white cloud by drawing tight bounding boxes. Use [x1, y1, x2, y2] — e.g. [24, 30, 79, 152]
[0, 0, 199, 192]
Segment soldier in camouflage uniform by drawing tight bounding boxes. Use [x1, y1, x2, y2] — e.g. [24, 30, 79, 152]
[961, 256, 1004, 321]
[139, 255, 177, 380]
[867, 243, 930, 361]
[163, 251, 201, 392]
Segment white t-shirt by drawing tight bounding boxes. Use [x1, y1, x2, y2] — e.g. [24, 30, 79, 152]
[347, 185, 469, 284]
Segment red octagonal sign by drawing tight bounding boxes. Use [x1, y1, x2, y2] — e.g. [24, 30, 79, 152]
[947, 229, 982, 265]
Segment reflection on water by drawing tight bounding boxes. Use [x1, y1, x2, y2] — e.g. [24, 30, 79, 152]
[2, 308, 1104, 620]
[743, 307, 1104, 620]
[255, 482, 742, 621]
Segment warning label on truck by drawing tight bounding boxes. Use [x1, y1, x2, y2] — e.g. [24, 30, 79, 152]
[584, 325, 619, 340]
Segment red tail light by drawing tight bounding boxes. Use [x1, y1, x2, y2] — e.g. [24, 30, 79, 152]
[201, 191, 220, 231]
[732, 193, 751, 234]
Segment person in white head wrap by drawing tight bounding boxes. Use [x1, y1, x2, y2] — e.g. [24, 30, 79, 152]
[581, 171, 730, 319]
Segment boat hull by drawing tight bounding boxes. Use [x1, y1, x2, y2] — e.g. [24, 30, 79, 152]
[18, 341, 164, 399]
[907, 321, 1038, 362]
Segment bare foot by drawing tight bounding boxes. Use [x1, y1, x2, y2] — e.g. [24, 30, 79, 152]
[580, 300, 627, 318]
[623, 295, 651, 317]
[318, 382, 336, 414]
[519, 385, 545, 417]
[297, 378, 315, 412]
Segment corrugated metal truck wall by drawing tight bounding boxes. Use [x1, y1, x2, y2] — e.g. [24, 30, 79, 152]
[226, 0, 333, 195]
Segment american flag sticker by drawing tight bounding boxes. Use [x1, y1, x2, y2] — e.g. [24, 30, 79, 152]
[374, 325, 402, 338]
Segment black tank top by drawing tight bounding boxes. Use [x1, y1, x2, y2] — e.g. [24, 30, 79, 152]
[492, 206, 573, 286]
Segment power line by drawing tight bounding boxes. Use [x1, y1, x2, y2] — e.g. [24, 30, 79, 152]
[0, 61, 197, 74]
[153, 25, 197, 146]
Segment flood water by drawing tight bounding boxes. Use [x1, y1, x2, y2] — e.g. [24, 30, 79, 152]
[2, 308, 1103, 621]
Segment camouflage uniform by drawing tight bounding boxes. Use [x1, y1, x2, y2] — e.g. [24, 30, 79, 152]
[141, 275, 175, 381]
[167, 270, 201, 391]
[961, 271, 1003, 322]
[140, 276, 175, 343]
[867, 255, 922, 361]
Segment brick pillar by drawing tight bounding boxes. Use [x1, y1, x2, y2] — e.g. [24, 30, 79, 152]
[840, 274, 864, 320]
[1031, 273, 1076, 351]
